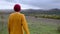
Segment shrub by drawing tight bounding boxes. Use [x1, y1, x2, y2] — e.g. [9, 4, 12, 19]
[35, 16, 38, 18]
[57, 26, 60, 32]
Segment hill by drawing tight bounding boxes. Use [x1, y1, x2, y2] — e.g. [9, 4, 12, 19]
[21, 8, 60, 15]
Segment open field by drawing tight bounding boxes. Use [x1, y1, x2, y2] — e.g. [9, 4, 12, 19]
[26, 16, 60, 34]
[0, 14, 60, 34]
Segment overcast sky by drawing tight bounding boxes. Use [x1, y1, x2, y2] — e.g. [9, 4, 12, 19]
[0, 0, 60, 9]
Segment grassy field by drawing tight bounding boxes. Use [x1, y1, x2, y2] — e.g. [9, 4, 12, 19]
[0, 14, 60, 34]
[26, 16, 60, 34]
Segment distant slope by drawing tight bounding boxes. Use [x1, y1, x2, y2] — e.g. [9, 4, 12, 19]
[0, 8, 60, 15]
[21, 8, 60, 15]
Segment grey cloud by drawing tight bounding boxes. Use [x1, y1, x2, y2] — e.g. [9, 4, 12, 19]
[3, 0, 60, 9]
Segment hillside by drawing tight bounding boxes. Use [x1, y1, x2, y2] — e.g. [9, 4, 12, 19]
[0, 8, 60, 15]
[21, 8, 60, 15]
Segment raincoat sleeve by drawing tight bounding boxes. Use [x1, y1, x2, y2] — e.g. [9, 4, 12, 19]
[21, 14, 30, 34]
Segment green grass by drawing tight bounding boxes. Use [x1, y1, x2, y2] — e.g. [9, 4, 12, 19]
[28, 22, 60, 34]
[0, 14, 60, 34]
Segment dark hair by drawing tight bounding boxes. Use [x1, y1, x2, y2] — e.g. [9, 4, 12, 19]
[14, 4, 21, 12]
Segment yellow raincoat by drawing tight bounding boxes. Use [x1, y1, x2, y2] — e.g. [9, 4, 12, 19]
[8, 12, 30, 34]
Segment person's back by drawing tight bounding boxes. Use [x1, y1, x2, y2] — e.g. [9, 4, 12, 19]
[8, 12, 23, 34]
[8, 4, 30, 34]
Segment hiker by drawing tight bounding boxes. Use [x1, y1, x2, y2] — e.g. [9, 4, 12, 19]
[8, 4, 30, 34]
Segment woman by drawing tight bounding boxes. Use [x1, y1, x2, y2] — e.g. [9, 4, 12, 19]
[8, 4, 30, 34]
